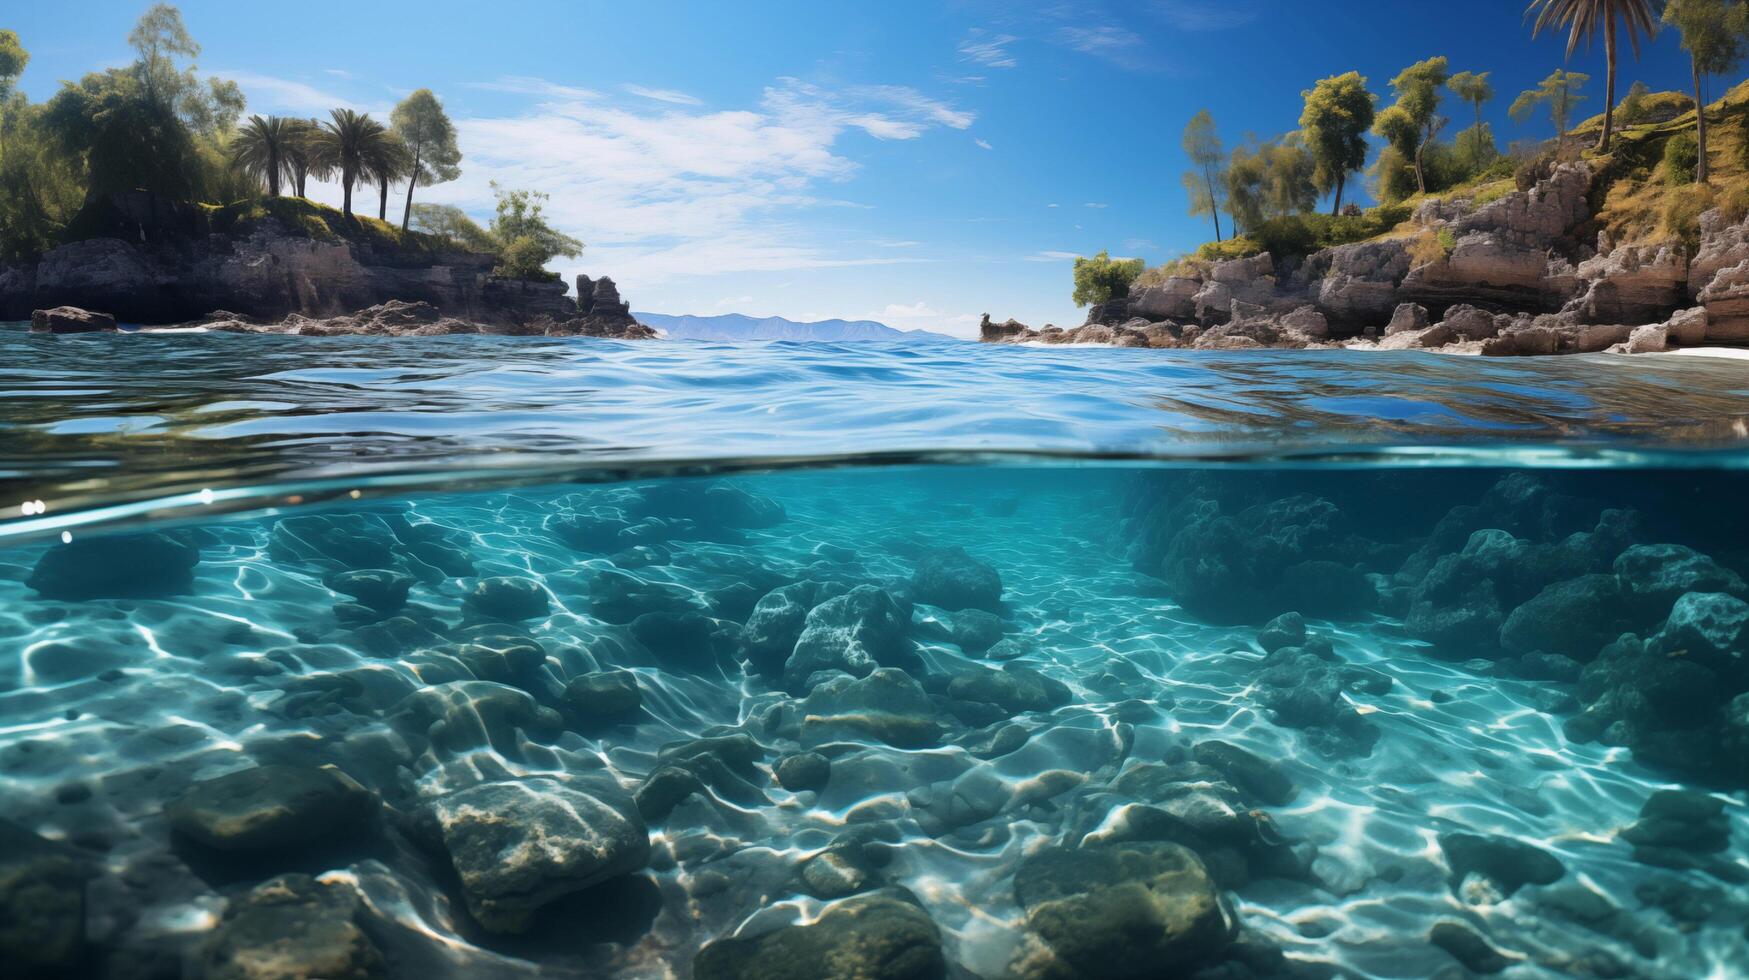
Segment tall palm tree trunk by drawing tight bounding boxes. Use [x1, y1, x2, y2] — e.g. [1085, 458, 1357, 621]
[341, 176, 353, 219]
[1598, 18, 1617, 151]
[1693, 57, 1710, 184]
[379, 176, 390, 221]
[1331, 173, 1345, 216]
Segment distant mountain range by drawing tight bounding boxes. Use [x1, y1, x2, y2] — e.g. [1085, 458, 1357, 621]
[632, 312, 959, 343]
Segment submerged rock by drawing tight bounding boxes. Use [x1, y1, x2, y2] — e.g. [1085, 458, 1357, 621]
[200, 874, 384, 980]
[1012, 841, 1234, 979]
[1192, 740, 1296, 807]
[693, 889, 945, 980]
[775, 751, 832, 793]
[326, 569, 412, 613]
[784, 585, 913, 690]
[417, 777, 649, 934]
[0, 820, 87, 976]
[27, 532, 200, 600]
[563, 669, 643, 722]
[1438, 832, 1565, 897]
[910, 546, 1004, 612]
[167, 765, 376, 852]
[800, 668, 945, 748]
[462, 576, 550, 621]
[1429, 919, 1511, 974]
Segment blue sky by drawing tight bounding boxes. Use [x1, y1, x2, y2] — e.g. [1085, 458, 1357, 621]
[8, 1, 1711, 336]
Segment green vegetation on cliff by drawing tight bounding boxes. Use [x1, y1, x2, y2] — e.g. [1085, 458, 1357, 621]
[0, 4, 578, 281]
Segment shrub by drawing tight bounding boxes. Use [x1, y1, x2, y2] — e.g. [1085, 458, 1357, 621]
[1720, 182, 1749, 225]
[1662, 132, 1699, 186]
[1661, 183, 1716, 253]
[1406, 228, 1451, 269]
[1194, 237, 1263, 262]
[1070, 250, 1146, 307]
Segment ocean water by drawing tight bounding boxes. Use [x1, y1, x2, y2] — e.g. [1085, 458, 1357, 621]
[3, 326, 1749, 980]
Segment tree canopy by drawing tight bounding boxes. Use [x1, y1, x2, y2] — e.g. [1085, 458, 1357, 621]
[1663, 0, 1749, 182]
[489, 182, 583, 280]
[391, 89, 462, 232]
[1372, 57, 1450, 196]
[1299, 72, 1375, 214]
[1070, 250, 1144, 308]
[1181, 109, 1227, 241]
[1509, 70, 1589, 150]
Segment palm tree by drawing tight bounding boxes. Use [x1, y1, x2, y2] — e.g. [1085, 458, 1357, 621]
[1525, 0, 1660, 153]
[228, 115, 295, 197]
[311, 108, 395, 219]
[364, 137, 410, 222]
[282, 118, 331, 199]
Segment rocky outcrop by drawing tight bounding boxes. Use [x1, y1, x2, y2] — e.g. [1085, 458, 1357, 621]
[0, 191, 643, 331]
[983, 163, 1749, 355]
[191, 298, 656, 339]
[29, 305, 117, 333]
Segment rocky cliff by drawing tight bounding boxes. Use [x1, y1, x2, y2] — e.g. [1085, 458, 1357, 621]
[0, 192, 642, 333]
[985, 164, 1749, 355]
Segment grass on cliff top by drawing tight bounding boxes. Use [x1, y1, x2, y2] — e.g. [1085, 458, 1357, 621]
[199, 197, 451, 253]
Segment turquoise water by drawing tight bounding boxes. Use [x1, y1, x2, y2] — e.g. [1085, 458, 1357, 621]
[2, 327, 1749, 979]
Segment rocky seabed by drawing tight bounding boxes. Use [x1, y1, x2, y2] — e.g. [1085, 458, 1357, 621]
[1, 466, 1745, 979]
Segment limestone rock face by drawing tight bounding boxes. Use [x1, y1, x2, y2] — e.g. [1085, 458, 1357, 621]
[0, 192, 653, 334]
[1126, 277, 1200, 321]
[1565, 243, 1688, 325]
[1309, 239, 1412, 327]
[1689, 207, 1749, 296]
[1697, 258, 1749, 343]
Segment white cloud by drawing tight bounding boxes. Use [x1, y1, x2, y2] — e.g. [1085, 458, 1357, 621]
[715, 295, 755, 308]
[623, 83, 703, 106]
[1026, 250, 1082, 262]
[1054, 23, 1158, 70]
[958, 31, 1019, 69]
[975, 137, 994, 150]
[467, 76, 601, 100]
[1084, 202, 1108, 209]
[1123, 238, 1159, 251]
[1047, 203, 1059, 208]
[864, 239, 923, 248]
[871, 301, 983, 338]
[212, 70, 384, 115]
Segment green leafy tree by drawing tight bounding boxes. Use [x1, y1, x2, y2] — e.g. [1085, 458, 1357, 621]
[1447, 70, 1496, 168]
[39, 5, 243, 206]
[1225, 139, 1269, 234]
[411, 202, 495, 252]
[0, 101, 82, 260]
[1453, 123, 1499, 175]
[488, 182, 583, 279]
[1663, 0, 1749, 184]
[1299, 72, 1375, 214]
[1372, 57, 1450, 195]
[228, 115, 295, 197]
[1070, 250, 1144, 308]
[1526, 0, 1660, 153]
[1, 29, 29, 159]
[1260, 134, 1318, 218]
[1510, 70, 1589, 153]
[390, 89, 462, 233]
[125, 4, 242, 135]
[311, 108, 395, 219]
[1617, 79, 1652, 125]
[1181, 109, 1226, 241]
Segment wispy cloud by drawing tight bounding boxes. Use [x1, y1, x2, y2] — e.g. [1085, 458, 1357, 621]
[1057, 24, 1144, 61]
[1026, 250, 1082, 262]
[975, 137, 994, 150]
[623, 83, 703, 105]
[870, 301, 982, 338]
[1153, 1, 1262, 32]
[958, 30, 1020, 69]
[467, 76, 601, 100]
[212, 70, 385, 115]
[1084, 202, 1108, 209]
[864, 239, 924, 248]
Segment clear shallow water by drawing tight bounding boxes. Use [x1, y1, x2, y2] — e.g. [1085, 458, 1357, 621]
[1, 330, 1748, 980]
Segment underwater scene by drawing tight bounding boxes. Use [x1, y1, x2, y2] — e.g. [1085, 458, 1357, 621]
[3, 333, 1749, 980]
